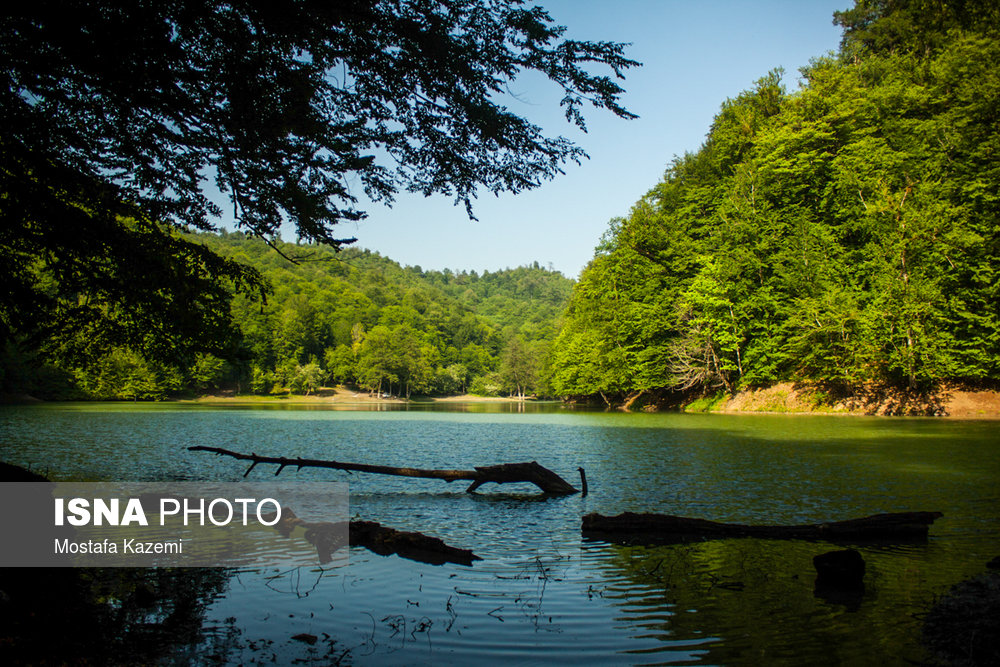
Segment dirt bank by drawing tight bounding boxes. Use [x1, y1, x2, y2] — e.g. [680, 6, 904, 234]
[181, 386, 405, 404]
[698, 382, 1000, 418]
[428, 393, 538, 403]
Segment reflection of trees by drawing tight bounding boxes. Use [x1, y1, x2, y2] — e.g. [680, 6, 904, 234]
[0, 567, 230, 664]
[586, 538, 941, 665]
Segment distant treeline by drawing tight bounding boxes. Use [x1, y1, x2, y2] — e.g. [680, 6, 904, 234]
[550, 1, 1000, 403]
[2, 233, 572, 400]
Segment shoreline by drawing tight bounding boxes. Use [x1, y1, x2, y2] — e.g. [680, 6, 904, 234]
[5, 385, 999, 418]
[174, 388, 537, 406]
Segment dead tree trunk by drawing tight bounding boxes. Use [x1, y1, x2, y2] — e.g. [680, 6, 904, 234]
[188, 446, 579, 495]
[582, 511, 943, 544]
[621, 390, 646, 412]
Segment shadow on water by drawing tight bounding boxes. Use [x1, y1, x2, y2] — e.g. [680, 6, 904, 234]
[0, 567, 233, 665]
[581, 537, 949, 665]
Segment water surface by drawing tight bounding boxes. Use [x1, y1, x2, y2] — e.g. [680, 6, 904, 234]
[1, 403, 997, 664]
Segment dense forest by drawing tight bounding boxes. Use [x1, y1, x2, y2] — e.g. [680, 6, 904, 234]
[5, 1, 998, 407]
[1, 233, 572, 400]
[550, 0, 1000, 405]
[1, 0, 634, 403]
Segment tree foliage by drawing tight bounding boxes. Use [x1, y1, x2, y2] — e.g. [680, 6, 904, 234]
[4, 232, 575, 399]
[552, 1, 1000, 399]
[1, 0, 635, 375]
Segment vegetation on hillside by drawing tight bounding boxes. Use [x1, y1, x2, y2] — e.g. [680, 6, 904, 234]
[1, 232, 572, 400]
[550, 0, 1000, 405]
[6, 1, 998, 408]
[0, 0, 634, 400]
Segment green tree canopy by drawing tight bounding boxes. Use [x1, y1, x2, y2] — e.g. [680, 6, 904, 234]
[552, 0, 1000, 401]
[834, 0, 1000, 57]
[1, 0, 636, 362]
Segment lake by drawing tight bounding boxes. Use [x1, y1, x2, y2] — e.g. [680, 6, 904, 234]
[1, 402, 998, 665]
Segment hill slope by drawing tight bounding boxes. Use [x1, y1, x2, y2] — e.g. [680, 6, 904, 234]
[2, 232, 573, 400]
[550, 2, 1000, 406]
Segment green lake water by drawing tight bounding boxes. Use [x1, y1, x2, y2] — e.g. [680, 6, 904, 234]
[1, 402, 998, 664]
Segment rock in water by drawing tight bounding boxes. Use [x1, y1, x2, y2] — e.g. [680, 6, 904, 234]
[813, 549, 865, 588]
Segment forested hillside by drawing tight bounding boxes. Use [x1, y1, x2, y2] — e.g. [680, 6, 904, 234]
[551, 0, 1000, 404]
[2, 232, 572, 400]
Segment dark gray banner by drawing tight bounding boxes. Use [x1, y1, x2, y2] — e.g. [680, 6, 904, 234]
[0, 482, 348, 567]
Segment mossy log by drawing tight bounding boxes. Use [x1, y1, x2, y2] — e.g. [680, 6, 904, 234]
[582, 511, 943, 544]
[189, 446, 578, 495]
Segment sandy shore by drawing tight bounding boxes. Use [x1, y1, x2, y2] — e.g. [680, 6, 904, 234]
[179, 387, 532, 405]
[427, 393, 536, 403]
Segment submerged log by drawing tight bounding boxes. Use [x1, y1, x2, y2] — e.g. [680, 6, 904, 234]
[188, 446, 578, 495]
[582, 511, 943, 544]
[349, 520, 481, 566]
[266, 508, 481, 566]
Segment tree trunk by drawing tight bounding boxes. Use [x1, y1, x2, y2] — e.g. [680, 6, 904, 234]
[622, 390, 646, 411]
[906, 326, 918, 390]
[189, 446, 579, 495]
[269, 507, 481, 566]
[582, 511, 943, 544]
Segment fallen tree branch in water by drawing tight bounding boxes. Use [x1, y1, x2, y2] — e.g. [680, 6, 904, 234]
[582, 511, 944, 544]
[188, 446, 579, 495]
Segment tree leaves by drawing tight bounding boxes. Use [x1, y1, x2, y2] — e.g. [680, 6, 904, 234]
[554, 3, 1000, 398]
[1, 0, 637, 380]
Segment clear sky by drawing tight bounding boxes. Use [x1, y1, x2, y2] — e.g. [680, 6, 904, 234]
[322, 1, 850, 279]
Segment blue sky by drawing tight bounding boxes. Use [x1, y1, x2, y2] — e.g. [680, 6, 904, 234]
[329, 1, 850, 278]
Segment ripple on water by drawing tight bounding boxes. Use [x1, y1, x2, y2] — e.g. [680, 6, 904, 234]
[1, 404, 998, 664]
